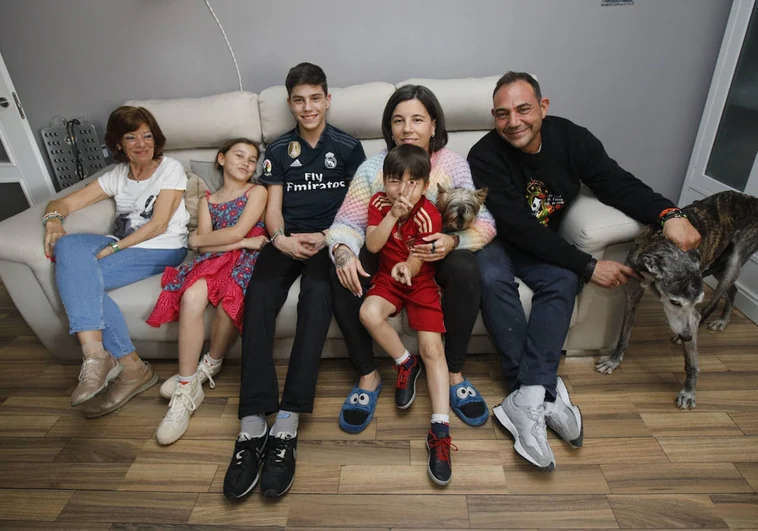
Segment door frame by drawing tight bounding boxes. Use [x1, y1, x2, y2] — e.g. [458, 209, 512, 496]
[0, 51, 56, 205]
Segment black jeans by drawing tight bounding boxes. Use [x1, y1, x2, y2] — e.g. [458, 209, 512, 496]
[238, 245, 332, 418]
[330, 248, 480, 376]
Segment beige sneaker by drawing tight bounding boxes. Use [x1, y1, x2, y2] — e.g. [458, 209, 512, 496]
[81, 361, 158, 418]
[70, 351, 123, 406]
[156, 377, 205, 446]
[160, 354, 222, 399]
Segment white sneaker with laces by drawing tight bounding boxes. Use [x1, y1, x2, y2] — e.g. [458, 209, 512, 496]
[544, 376, 583, 447]
[156, 377, 204, 446]
[160, 354, 221, 399]
[493, 389, 555, 471]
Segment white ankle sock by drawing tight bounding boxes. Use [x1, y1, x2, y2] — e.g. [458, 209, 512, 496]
[514, 385, 546, 407]
[178, 372, 196, 385]
[431, 413, 450, 424]
[395, 350, 411, 365]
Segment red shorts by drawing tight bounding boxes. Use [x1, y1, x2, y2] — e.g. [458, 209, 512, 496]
[368, 271, 445, 333]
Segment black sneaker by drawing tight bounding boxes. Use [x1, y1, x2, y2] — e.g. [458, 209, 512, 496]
[260, 433, 297, 498]
[223, 431, 268, 500]
[426, 429, 457, 486]
[395, 355, 422, 409]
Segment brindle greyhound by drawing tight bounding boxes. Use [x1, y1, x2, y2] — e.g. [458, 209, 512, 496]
[596, 191, 758, 409]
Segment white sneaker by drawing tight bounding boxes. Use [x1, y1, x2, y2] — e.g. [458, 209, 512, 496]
[156, 378, 205, 446]
[544, 376, 583, 447]
[493, 390, 555, 471]
[160, 354, 221, 399]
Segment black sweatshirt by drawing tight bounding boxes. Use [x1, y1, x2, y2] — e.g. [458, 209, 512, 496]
[468, 116, 674, 276]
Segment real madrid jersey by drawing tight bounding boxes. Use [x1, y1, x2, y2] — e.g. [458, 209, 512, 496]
[260, 124, 366, 233]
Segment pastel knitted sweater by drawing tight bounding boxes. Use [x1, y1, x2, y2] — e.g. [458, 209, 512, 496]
[327, 147, 496, 258]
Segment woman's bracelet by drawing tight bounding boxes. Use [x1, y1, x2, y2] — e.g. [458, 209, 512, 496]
[109, 241, 121, 253]
[42, 211, 65, 226]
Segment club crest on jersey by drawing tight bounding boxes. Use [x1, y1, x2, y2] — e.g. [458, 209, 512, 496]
[324, 152, 337, 169]
[288, 141, 301, 159]
[263, 159, 272, 176]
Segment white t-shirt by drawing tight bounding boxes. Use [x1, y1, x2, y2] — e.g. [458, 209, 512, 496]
[98, 157, 189, 249]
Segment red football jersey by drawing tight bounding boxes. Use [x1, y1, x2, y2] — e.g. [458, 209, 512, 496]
[367, 192, 442, 280]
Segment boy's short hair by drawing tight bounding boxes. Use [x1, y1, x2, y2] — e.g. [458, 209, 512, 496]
[383, 144, 431, 183]
[285, 62, 328, 96]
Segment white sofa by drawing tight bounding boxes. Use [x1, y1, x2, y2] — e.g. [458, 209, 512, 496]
[0, 76, 643, 362]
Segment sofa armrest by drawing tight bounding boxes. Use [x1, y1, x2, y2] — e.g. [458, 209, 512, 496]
[0, 168, 116, 269]
[559, 187, 644, 255]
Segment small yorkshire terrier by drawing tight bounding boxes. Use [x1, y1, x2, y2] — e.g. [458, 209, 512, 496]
[436, 183, 488, 232]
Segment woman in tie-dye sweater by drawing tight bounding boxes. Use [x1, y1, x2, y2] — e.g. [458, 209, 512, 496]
[327, 85, 496, 433]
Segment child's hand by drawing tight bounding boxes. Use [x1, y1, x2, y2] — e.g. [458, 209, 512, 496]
[389, 181, 415, 219]
[188, 230, 199, 251]
[243, 235, 269, 251]
[391, 262, 412, 286]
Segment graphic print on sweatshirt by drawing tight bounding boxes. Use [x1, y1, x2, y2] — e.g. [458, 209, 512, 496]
[525, 179, 565, 227]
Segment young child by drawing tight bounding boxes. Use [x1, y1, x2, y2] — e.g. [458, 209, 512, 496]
[359, 144, 456, 486]
[147, 138, 268, 445]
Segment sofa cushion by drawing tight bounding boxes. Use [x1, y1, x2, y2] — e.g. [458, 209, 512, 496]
[397, 77, 499, 132]
[125, 91, 262, 149]
[189, 160, 224, 193]
[258, 82, 395, 144]
[184, 171, 210, 231]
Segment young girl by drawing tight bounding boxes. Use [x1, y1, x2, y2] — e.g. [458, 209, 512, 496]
[147, 138, 268, 445]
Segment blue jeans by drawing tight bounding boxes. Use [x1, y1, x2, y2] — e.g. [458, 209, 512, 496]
[55, 233, 186, 358]
[477, 240, 578, 399]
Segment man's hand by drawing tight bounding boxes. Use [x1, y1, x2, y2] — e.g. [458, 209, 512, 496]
[297, 232, 326, 252]
[391, 261, 413, 286]
[274, 234, 318, 261]
[663, 217, 701, 252]
[334, 244, 370, 296]
[412, 232, 456, 262]
[590, 259, 641, 289]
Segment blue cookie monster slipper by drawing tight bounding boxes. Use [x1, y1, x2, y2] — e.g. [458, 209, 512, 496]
[339, 382, 382, 434]
[450, 379, 489, 426]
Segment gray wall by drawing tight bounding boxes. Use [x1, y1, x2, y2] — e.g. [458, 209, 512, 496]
[0, 0, 732, 200]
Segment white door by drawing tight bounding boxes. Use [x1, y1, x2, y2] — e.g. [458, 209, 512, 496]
[0, 52, 56, 208]
[679, 0, 758, 323]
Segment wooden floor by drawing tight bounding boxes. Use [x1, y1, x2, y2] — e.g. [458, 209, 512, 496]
[0, 282, 757, 530]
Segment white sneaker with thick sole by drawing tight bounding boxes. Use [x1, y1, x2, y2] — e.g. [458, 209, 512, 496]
[493, 391, 555, 471]
[544, 376, 583, 447]
[156, 378, 205, 446]
[160, 354, 221, 399]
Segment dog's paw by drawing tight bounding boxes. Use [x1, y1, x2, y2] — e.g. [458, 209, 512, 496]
[671, 334, 684, 345]
[707, 319, 729, 332]
[676, 390, 697, 409]
[596, 356, 620, 375]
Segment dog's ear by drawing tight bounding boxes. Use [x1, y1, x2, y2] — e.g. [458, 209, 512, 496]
[475, 187, 489, 202]
[641, 255, 663, 278]
[437, 183, 448, 195]
[639, 271, 656, 288]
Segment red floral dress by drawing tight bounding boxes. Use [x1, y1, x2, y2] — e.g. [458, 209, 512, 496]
[147, 187, 265, 332]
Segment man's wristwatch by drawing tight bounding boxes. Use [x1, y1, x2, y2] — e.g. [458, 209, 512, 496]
[582, 257, 597, 284]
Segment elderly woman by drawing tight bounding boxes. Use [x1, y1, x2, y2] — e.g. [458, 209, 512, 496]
[327, 85, 497, 433]
[43, 105, 189, 417]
